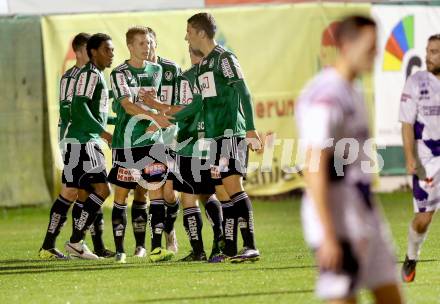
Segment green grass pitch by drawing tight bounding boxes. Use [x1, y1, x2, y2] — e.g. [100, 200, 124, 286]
[0, 192, 439, 303]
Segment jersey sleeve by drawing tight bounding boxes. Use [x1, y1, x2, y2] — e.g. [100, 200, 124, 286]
[398, 75, 418, 124]
[59, 76, 75, 138]
[234, 81, 256, 131]
[173, 94, 203, 122]
[75, 70, 100, 101]
[110, 70, 132, 102]
[60, 75, 76, 103]
[219, 52, 245, 85]
[297, 96, 342, 149]
[73, 70, 105, 134]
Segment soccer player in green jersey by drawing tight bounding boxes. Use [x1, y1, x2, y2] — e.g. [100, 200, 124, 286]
[171, 47, 226, 262]
[144, 27, 182, 254]
[63, 33, 114, 260]
[39, 33, 114, 259]
[108, 26, 174, 263]
[186, 13, 262, 262]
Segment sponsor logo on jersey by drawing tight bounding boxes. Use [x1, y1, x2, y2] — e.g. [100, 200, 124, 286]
[401, 93, 411, 102]
[164, 71, 173, 81]
[202, 60, 207, 65]
[160, 86, 173, 104]
[193, 84, 200, 94]
[180, 80, 193, 105]
[76, 72, 87, 96]
[99, 90, 109, 113]
[422, 105, 440, 116]
[85, 73, 98, 99]
[221, 58, 235, 79]
[198, 71, 217, 98]
[144, 163, 166, 176]
[209, 58, 215, 68]
[420, 89, 430, 100]
[117, 73, 130, 96]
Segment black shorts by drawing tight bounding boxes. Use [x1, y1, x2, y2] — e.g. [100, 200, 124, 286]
[108, 144, 168, 189]
[62, 142, 108, 190]
[209, 136, 249, 185]
[169, 154, 215, 195]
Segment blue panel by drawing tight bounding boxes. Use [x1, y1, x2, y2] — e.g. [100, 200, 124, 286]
[392, 21, 409, 53]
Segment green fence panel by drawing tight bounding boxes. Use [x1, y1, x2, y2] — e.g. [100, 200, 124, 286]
[0, 16, 51, 207]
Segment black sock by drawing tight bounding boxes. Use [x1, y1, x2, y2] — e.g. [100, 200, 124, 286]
[231, 191, 256, 250]
[70, 193, 105, 243]
[149, 199, 165, 250]
[90, 208, 105, 253]
[183, 207, 204, 254]
[42, 195, 73, 250]
[71, 201, 84, 237]
[204, 197, 223, 245]
[131, 200, 148, 248]
[164, 198, 180, 233]
[221, 201, 238, 257]
[112, 202, 127, 253]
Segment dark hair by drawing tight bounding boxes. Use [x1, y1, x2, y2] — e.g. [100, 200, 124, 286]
[86, 33, 111, 59]
[147, 27, 157, 42]
[126, 26, 149, 45]
[72, 32, 91, 52]
[428, 34, 440, 42]
[335, 15, 376, 47]
[187, 13, 217, 39]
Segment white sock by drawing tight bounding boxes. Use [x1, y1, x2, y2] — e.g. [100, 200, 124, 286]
[407, 225, 427, 260]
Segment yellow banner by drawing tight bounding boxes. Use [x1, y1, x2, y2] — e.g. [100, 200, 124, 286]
[41, 3, 371, 197]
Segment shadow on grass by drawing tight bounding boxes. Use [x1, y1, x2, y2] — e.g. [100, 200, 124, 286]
[132, 289, 315, 303]
[189, 264, 317, 273]
[397, 259, 437, 264]
[0, 262, 315, 276]
[0, 259, 58, 264]
[1, 258, 437, 277]
[0, 263, 149, 276]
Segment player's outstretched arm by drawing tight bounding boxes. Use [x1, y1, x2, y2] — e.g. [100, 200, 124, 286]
[171, 94, 203, 123]
[120, 98, 172, 129]
[303, 148, 342, 272]
[138, 89, 170, 113]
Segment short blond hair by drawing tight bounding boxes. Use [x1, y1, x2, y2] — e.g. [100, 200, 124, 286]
[126, 26, 149, 45]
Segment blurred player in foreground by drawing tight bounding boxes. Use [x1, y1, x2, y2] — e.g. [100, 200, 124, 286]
[296, 15, 403, 303]
[399, 34, 440, 282]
